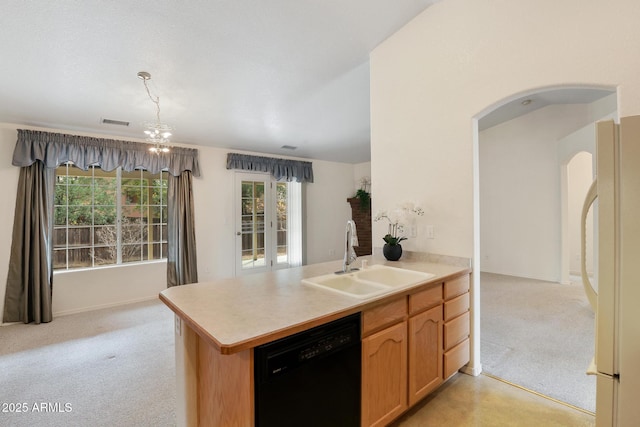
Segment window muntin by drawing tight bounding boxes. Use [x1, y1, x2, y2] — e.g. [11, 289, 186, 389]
[53, 163, 167, 270]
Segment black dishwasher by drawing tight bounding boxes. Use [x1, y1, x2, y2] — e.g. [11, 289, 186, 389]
[254, 313, 361, 427]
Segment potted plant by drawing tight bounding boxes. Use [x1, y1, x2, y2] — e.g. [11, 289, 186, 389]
[354, 177, 371, 210]
[374, 203, 424, 261]
[381, 233, 405, 261]
[355, 188, 370, 210]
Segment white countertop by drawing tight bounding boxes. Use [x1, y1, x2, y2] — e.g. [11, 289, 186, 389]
[159, 253, 471, 354]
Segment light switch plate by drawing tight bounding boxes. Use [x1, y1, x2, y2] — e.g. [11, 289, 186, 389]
[426, 225, 434, 239]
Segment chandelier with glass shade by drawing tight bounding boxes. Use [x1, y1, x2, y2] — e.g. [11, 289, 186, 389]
[137, 71, 171, 153]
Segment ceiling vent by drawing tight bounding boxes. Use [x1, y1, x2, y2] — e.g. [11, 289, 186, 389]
[101, 118, 130, 127]
[281, 145, 297, 150]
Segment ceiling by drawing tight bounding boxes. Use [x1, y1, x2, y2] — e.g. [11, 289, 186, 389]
[0, 0, 441, 164]
[478, 88, 615, 131]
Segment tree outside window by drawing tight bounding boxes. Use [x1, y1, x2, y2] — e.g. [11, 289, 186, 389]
[53, 163, 167, 270]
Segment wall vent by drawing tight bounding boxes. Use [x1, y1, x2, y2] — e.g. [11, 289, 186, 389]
[281, 145, 297, 150]
[101, 118, 130, 127]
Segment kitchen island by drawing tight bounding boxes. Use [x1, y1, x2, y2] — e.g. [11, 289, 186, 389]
[160, 253, 471, 426]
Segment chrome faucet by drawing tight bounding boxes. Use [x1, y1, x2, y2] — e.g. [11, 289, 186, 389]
[341, 220, 359, 273]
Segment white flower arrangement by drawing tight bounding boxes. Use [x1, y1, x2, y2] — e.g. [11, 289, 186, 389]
[374, 202, 424, 245]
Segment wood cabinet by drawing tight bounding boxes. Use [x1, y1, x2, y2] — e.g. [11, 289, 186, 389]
[408, 305, 443, 405]
[361, 273, 470, 427]
[362, 321, 408, 427]
[443, 275, 470, 379]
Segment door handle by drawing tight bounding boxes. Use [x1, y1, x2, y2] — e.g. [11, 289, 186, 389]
[236, 231, 241, 236]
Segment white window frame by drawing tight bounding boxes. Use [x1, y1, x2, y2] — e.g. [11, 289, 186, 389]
[53, 163, 168, 270]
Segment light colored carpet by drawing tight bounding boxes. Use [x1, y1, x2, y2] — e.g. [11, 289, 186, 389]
[480, 272, 596, 413]
[0, 299, 175, 427]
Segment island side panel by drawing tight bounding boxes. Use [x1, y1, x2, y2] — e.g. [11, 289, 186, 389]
[198, 334, 254, 426]
[175, 315, 198, 427]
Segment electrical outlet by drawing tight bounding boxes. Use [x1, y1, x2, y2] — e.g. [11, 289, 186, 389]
[175, 315, 182, 336]
[426, 225, 434, 239]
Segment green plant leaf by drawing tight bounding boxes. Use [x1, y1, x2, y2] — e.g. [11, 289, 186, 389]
[355, 189, 370, 209]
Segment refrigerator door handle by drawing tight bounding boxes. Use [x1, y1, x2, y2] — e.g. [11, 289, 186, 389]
[581, 178, 598, 311]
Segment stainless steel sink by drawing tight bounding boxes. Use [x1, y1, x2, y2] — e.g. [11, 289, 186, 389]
[302, 265, 435, 299]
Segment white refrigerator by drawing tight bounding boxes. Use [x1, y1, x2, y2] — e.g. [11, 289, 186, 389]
[581, 116, 640, 426]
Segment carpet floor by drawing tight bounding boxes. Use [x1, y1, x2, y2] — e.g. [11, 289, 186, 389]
[480, 272, 596, 413]
[0, 299, 176, 427]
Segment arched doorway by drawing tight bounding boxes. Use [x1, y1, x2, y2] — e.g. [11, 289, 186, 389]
[473, 85, 616, 413]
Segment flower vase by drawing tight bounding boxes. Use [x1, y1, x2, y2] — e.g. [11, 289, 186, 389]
[383, 243, 402, 261]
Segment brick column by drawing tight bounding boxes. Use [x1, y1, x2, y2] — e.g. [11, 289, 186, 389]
[347, 197, 372, 256]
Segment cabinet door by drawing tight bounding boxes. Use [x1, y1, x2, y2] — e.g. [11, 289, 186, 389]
[361, 321, 408, 427]
[408, 305, 443, 406]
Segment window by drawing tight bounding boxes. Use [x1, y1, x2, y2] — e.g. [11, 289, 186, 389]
[53, 163, 168, 270]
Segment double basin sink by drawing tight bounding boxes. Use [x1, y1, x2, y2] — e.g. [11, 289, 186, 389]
[302, 265, 435, 299]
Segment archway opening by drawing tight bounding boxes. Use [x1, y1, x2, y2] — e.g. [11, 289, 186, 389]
[473, 85, 616, 413]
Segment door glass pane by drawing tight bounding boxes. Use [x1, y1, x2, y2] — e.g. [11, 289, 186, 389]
[241, 180, 267, 270]
[276, 182, 288, 264]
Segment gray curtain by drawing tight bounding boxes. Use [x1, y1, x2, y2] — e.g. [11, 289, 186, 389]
[226, 153, 313, 183]
[3, 161, 55, 324]
[167, 170, 198, 287]
[13, 129, 201, 177]
[4, 129, 201, 323]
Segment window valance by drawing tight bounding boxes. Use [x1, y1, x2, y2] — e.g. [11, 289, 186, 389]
[226, 153, 313, 183]
[12, 129, 201, 177]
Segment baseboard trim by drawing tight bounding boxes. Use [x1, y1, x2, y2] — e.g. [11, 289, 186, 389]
[53, 295, 160, 317]
[1, 321, 20, 327]
[461, 363, 482, 377]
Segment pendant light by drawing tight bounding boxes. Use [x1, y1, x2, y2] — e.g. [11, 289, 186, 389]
[137, 71, 172, 153]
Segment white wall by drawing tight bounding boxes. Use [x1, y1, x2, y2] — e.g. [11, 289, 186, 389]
[353, 161, 372, 192]
[370, 0, 640, 386]
[0, 126, 21, 316]
[479, 103, 604, 282]
[0, 123, 356, 320]
[305, 160, 356, 263]
[370, 0, 640, 260]
[557, 95, 617, 283]
[567, 151, 593, 276]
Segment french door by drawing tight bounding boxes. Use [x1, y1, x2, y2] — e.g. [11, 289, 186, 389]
[235, 173, 301, 276]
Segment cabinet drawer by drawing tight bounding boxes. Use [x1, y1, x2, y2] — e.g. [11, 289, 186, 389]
[443, 275, 469, 300]
[362, 298, 407, 336]
[443, 338, 470, 379]
[444, 311, 469, 350]
[444, 292, 469, 322]
[409, 283, 442, 315]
